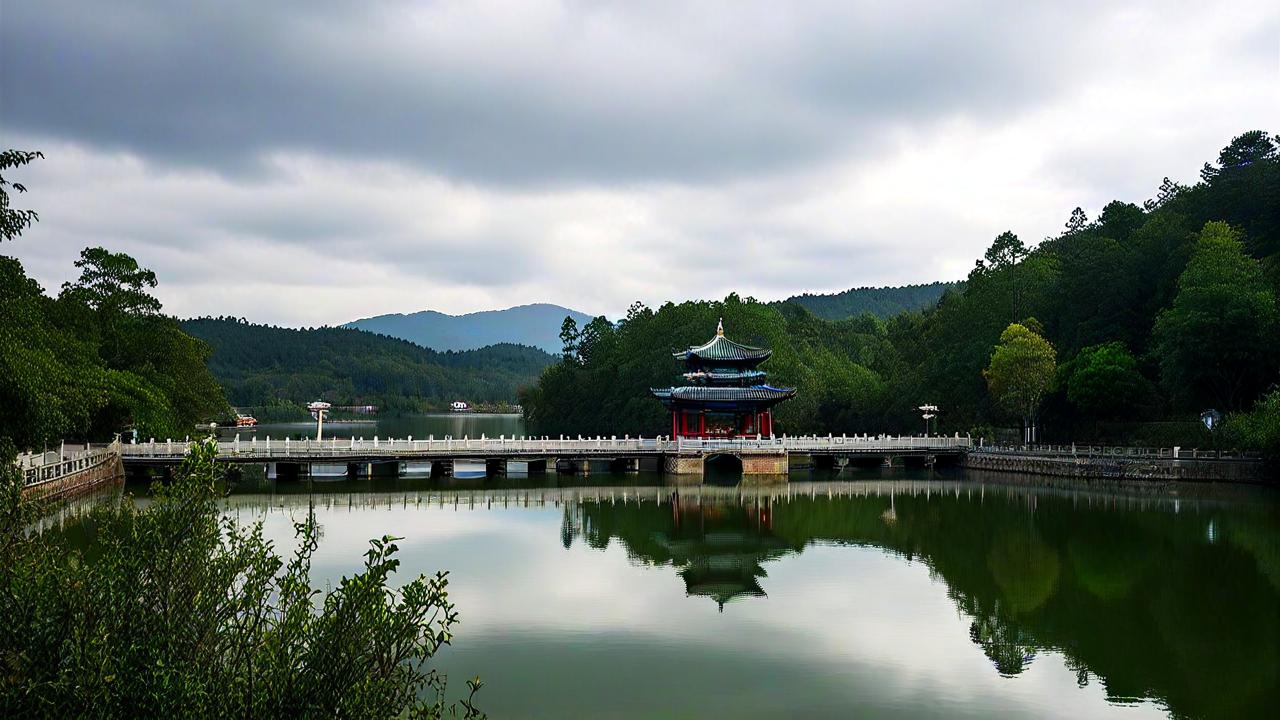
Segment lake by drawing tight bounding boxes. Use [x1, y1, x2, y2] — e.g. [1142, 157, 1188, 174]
[201, 459, 1278, 719]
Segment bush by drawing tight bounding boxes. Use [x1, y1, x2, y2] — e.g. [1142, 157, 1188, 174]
[0, 438, 482, 718]
[1226, 388, 1280, 459]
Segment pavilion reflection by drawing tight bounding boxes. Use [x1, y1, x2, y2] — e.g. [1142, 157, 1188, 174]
[564, 491, 800, 611]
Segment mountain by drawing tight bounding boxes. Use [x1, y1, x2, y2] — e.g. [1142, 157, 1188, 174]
[344, 303, 594, 353]
[781, 281, 960, 320]
[181, 318, 556, 412]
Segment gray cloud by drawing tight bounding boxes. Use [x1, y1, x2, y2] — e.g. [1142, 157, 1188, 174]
[5, 0, 1106, 186]
[2, 1, 1276, 326]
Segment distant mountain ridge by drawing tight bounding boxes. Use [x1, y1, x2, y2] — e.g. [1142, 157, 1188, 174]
[182, 318, 555, 411]
[344, 303, 593, 353]
[781, 281, 960, 320]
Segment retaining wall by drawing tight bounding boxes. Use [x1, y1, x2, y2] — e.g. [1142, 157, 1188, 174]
[963, 451, 1271, 483]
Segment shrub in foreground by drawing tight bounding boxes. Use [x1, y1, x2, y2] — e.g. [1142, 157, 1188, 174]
[0, 438, 481, 718]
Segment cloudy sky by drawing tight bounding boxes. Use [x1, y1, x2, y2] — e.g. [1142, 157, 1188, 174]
[2, 0, 1276, 326]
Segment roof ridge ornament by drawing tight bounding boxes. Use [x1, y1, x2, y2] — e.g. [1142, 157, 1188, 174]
[717, 318, 724, 336]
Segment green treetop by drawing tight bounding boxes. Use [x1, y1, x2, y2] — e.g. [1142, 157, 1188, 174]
[984, 323, 1057, 442]
[1153, 221, 1278, 411]
[1061, 342, 1148, 420]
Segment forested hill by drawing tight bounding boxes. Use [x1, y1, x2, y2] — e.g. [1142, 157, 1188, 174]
[345, 303, 593, 352]
[781, 281, 960, 320]
[524, 130, 1280, 452]
[181, 318, 555, 412]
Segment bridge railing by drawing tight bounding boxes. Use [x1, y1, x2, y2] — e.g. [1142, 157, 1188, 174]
[119, 435, 679, 458]
[974, 444, 1262, 461]
[19, 442, 121, 488]
[676, 434, 971, 452]
[117, 433, 973, 459]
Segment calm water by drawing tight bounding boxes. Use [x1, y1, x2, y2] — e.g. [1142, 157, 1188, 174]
[206, 469, 1278, 720]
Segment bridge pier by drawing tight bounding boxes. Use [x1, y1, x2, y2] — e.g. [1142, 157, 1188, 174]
[663, 454, 704, 476]
[739, 452, 789, 477]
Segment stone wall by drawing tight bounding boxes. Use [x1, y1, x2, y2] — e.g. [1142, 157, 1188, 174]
[663, 454, 705, 476]
[740, 452, 789, 476]
[963, 451, 1271, 483]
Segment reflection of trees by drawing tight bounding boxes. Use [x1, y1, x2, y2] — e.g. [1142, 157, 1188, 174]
[986, 528, 1059, 613]
[968, 604, 1037, 677]
[563, 484, 1280, 719]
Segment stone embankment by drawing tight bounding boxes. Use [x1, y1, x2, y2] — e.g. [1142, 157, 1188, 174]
[964, 446, 1270, 483]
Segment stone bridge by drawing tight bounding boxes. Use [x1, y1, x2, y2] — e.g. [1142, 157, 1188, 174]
[116, 434, 973, 479]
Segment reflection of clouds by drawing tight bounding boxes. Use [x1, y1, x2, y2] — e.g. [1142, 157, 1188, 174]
[234, 500, 1166, 718]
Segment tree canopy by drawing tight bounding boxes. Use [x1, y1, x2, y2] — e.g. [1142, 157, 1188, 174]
[1, 253, 229, 448]
[984, 323, 1057, 441]
[1153, 221, 1278, 411]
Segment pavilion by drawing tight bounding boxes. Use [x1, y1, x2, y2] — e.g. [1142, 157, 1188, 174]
[651, 319, 796, 439]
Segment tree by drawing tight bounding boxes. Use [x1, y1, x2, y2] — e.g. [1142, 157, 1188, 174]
[1143, 176, 1186, 211]
[1061, 342, 1147, 420]
[559, 316, 580, 363]
[61, 246, 163, 317]
[1064, 207, 1090, 235]
[980, 231, 1028, 272]
[1225, 388, 1280, 459]
[984, 323, 1057, 443]
[1200, 130, 1278, 182]
[1153, 222, 1278, 410]
[0, 149, 42, 242]
[0, 438, 485, 717]
[1096, 201, 1145, 240]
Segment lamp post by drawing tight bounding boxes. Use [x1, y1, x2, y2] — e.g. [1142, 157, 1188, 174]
[1200, 409, 1221, 458]
[918, 404, 939, 437]
[309, 400, 331, 441]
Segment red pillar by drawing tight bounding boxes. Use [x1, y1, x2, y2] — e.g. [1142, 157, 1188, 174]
[698, 413, 706, 438]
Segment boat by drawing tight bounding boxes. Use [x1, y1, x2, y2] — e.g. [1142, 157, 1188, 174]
[235, 414, 258, 428]
[450, 401, 471, 413]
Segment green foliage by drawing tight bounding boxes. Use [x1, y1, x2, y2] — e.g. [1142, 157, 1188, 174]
[782, 281, 959, 321]
[181, 318, 554, 412]
[0, 439, 483, 718]
[984, 324, 1057, 434]
[1153, 221, 1278, 411]
[523, 296, 907, 436]
[1, 255, 227, 448]
[60, 247, 163, 318]
[1226, 388, 1280, 459]
[0, 149, 42, 242]
[1061, 342, 1148, 420]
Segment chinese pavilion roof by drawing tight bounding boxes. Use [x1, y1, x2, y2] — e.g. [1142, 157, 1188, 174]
[674, 320, 772, 363]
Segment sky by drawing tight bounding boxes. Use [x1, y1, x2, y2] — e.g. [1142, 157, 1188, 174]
[2, 0, 1277, 326]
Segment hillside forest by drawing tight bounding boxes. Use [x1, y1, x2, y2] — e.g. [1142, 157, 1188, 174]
[783, 281, 959, 320]
[523, 131, 1280, 452]
[181, 319, 554, 416]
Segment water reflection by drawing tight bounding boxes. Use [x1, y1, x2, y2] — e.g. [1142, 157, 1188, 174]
[72, 474, 1280, 719]
[566, 492, 795, 610]
[565, 479, 1278, 718]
